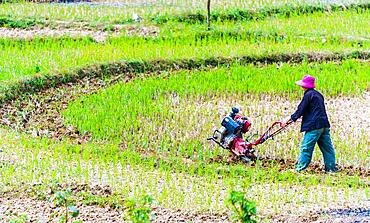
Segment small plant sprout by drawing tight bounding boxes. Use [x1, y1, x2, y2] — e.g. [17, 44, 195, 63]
[227, 190, 257, 223]
[49, 189, 81, 223]
[8, 214, 29, 223]
[124, 195, 156, 223]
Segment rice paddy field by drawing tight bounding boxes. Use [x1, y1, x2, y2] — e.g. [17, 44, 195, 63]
[0, 0, 369, 222]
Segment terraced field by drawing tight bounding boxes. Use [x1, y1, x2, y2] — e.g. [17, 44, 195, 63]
[0, 0, 369, 223]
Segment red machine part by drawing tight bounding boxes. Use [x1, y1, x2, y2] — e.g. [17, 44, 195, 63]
[234, 115, 251, 133]
[232, 137, 253, 155]
[230, 116, 293, 157]
[231, 115, 253, 155]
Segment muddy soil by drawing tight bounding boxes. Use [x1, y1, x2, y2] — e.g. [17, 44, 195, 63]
[0, 25, 159, 41]
[207, 154, 369, 177]
[274, 207, 370, 223]
[0, 183, 229, 223]
[322, 208, 370, 218]
[274, 211, 370, 223]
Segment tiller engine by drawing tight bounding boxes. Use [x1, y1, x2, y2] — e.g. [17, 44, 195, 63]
[207, 107, 292, 162]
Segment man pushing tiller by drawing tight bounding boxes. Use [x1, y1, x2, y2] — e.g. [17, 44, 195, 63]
[208, 75, 338, 173]
[283, 75, 337, 172]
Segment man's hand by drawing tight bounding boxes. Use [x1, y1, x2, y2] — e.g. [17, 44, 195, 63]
[281, 117, 292, 127]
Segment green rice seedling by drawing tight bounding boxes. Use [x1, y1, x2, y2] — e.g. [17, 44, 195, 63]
[0, 7, 369, 83]
[162, 8, 370, 40]
[63, 61, 369, 168]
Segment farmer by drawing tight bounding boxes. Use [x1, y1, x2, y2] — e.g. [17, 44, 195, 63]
[284, 75, 337, 172]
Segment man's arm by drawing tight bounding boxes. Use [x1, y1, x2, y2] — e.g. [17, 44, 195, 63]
[283, 93, 310, 125]
[291, 93, 310, 122]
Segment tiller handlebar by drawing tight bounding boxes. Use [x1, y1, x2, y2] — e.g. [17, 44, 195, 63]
[252, 120, 293, 146]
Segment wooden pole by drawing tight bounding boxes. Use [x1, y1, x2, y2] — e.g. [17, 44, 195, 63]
[207, 0, 211, 30]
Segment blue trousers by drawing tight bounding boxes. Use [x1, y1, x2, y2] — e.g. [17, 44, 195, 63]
[296, 128, 337, 172]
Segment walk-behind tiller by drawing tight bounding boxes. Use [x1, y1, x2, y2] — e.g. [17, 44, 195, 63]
[207, 107, 293, 162]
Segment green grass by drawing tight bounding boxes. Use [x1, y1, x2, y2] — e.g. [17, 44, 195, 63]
[63, 61, 370, 167]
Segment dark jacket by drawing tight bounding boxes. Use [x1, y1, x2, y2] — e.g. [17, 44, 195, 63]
[291, 89, 330, 132]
